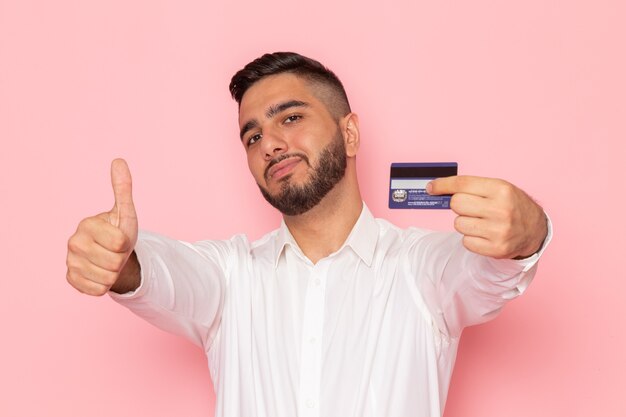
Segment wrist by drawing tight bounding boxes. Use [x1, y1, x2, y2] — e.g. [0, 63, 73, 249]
[513, 213, 549, 260]
[110, 251, 141, 294]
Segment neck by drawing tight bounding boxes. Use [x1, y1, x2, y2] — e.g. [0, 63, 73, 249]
[283, 168, 362, 264]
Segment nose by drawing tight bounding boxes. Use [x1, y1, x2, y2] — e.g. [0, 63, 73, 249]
[260, 129, 288, 160]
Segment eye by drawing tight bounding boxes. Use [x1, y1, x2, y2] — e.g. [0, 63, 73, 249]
[247, 133, 262, 147]
[284, 114, 302, 124]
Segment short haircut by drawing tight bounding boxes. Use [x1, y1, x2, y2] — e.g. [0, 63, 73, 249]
[229, 52, 351, 120]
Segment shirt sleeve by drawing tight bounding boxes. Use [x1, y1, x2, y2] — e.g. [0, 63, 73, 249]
[109, 230, 232, 349]
[409, 213, 553, 339]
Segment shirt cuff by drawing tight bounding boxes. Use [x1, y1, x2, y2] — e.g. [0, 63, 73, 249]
[108, 230, 154, 300]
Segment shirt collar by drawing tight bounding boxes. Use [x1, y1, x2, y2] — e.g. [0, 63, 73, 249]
[273, 203, 379, 268]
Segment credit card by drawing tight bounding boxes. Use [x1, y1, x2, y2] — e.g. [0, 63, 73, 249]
[389, 162, 458, 209]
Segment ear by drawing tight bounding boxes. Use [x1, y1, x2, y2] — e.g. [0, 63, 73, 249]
[340, 113, 360, 157]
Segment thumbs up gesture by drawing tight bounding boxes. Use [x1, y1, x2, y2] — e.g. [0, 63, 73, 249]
[66, 159, 140, 296]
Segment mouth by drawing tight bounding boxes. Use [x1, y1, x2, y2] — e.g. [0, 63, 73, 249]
[266, 156, 302, 182]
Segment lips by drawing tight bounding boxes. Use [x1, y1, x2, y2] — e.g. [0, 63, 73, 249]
[267, 157, 302, 181]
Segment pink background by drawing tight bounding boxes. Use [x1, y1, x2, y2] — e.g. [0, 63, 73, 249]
[1, 0, 624, 415]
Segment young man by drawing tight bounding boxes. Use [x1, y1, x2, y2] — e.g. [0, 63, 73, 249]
[66, 52, 551, 417]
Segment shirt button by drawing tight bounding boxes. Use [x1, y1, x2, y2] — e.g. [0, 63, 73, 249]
[306, 399, 315, 408]
[314, 278, 321, 286]
[309, 337, 316, 344]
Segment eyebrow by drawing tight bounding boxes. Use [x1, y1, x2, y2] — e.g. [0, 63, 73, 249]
[239, 100, 309, 141]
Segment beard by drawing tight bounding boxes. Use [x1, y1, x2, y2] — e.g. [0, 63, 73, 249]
[258, 130, 347, 216]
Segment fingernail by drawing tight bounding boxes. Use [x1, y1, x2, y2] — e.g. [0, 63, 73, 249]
[426, 181, 433, 194]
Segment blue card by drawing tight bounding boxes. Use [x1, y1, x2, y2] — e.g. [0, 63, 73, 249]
[389, 162, 458, 209]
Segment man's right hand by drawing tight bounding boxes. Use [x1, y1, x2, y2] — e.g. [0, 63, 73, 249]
[66, 158, 140, 296]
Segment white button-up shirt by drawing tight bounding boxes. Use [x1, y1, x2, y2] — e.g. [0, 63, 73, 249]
[111, 204, 551, 417]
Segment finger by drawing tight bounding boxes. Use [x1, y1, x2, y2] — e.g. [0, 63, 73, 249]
[66, 270, 111, 297]
[78, 239, 129, 272]
[79, 216, 131, 253]
[460, 235, 499, 258]
[462, 235, 515, 259]
[454, 216, 489, 238]
[428, 175, 503, 198]
[449, 193, 491, 218]
[454, 215, 512, 241]
[110, 158, 136, 228]
[91, 215, 131, 252]
[67, 254, 120, 288]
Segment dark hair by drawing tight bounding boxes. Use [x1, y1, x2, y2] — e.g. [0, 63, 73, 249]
[229, 52, 351, 118]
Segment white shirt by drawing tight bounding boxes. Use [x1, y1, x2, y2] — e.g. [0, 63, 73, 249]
[111, 204, 551, 417]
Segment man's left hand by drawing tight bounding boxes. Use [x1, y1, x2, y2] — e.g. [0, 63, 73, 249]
[427, 176, 547, 259]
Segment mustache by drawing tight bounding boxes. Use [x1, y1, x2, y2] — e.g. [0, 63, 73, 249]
[264, 153, 310, 181]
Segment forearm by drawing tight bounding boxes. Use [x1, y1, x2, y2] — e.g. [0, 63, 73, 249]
[110, 251, 141, 294]
[108, 230, 230, 348]
[441, 219, 551, 333]
[411, 220, 551, 338]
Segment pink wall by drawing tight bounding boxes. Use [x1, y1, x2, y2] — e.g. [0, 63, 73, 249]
[1, 0, 624, 416]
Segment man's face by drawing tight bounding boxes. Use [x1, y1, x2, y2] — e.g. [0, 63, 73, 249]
[238, 73, 347, 215]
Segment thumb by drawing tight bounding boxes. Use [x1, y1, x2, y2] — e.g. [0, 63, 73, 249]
[109, 158, 137, 234]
